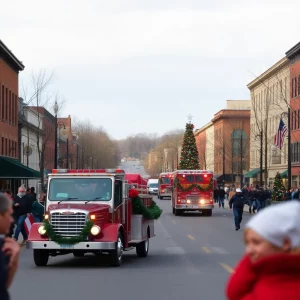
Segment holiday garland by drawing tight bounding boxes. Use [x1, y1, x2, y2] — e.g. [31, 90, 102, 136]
[129, 189, 163, 219]
[43, 219, 94, 245]
[175, 177, 213, 192]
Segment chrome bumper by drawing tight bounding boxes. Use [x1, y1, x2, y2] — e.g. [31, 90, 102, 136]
[26, 241, 116, 250]
[175, 204, 214, 209]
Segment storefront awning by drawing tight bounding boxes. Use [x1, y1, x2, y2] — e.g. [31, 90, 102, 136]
[0, 156, 41, 179]
[244, 168, 263, 178]
[281, 170, 287, 178]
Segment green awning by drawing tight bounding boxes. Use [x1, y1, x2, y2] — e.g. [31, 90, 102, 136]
[0, 156, 41, 179]
[281, 170, 287, 178]
[244, 168, 263, 178]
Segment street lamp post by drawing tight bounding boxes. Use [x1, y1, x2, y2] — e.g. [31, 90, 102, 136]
[66, 139, 69, 169]
[281, 109, 291, 190]
[53, 101, 58, 169]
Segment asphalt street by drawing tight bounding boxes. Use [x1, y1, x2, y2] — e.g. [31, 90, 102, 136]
[11, 197, 251, 300]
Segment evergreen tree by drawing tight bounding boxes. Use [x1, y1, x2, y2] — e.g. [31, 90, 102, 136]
[179, 122, 200, 170]
[272, 172, 285, 201]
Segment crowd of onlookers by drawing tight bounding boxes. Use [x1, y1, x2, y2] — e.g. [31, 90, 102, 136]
[0, 185, 45, 299]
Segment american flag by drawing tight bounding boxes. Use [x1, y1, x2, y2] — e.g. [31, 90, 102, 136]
[274, 119, 288, 150]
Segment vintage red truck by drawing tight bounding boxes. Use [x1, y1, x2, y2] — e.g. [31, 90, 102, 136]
[158, 172, 173, 199]
[26, 168, 157, 267]
[171, 170, 215, 216]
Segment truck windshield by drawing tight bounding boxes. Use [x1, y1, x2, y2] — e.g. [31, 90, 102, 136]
[178, 174, 212, 184]
[160, 177, 171, 184]
[48, 178, 112, 201]
[149, 183, 158, 188]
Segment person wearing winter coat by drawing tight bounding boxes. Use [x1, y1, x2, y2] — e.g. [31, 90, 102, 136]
[226, 201, 300, 300]
[229, 188, 245, 230]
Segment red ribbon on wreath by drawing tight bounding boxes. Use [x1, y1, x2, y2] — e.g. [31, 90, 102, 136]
[129, 189, 139, 199]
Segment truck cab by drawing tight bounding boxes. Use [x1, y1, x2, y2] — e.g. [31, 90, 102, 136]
[158, 172, 173, 199]
[172, 170, 214, 216]
[27, 169, 155, 267]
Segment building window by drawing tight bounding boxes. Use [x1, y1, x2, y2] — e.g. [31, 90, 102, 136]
[231, 129, 247, 156]
[1, 137, 3, 155]
[272, 146, 281, 165]
[1, 86, 4, 120]
[295, 77, 298, 98]
[298, 75, 300, 96]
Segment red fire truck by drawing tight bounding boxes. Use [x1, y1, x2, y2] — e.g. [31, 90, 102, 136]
[27, 169, 155, 267]
[171, 170, 214, 216]
[158, 172, 173, 199]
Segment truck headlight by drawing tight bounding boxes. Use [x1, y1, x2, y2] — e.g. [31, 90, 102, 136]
[200, 199, 205, 204]
[90, 225, 101, 236]
[38, 225, 47, 235]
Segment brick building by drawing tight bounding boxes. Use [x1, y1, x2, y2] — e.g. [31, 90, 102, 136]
[0, 40, 24, 159]
[212, 102, 250, 187]
[247, 57, 290, 188]
[286, 42, 300, 187]
[0, 40, 41, 192]
[194, 122, 214, 171]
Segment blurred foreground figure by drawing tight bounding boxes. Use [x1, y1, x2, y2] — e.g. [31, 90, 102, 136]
[226, 201, 300, 300]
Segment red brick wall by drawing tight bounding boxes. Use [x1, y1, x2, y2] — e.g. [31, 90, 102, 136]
[0, 59, 19, 158]
[213, 110, 250, 176]
[290, 59, 300, 175]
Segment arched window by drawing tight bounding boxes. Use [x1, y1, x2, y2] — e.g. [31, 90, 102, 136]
[231, 129, 247, 156]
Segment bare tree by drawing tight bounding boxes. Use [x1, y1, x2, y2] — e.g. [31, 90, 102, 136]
[250, 65, 290, 188]
[73, 120, 119, 169]
[21, 69, 64, 190]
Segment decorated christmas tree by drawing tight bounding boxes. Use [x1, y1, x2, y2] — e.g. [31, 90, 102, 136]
[272, 172, 285, 201]
[179, 121, 200, 170]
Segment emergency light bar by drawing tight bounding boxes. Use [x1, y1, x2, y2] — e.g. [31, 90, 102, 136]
[174, 170, 213, 174]
[51, 169, 125, 174]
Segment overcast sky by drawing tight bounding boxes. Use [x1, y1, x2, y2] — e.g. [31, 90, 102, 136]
[1, 0, 299, 139]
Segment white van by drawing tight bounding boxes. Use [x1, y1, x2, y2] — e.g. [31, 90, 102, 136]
[147, 179, 159, 194]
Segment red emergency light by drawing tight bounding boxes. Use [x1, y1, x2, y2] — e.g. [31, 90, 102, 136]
[51, 169, 125, 174]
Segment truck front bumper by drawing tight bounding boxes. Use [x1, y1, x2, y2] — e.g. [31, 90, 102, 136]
[175, 204, 214, 210]
[26, 241, 116, 250]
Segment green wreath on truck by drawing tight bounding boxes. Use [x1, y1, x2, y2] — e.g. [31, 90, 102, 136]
[42, 219, 94, 245]
[175, 177, 213, 192]
[129, 189, 162, 219]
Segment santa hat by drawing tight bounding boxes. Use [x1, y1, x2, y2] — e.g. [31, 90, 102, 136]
[245, 201, 300, 248]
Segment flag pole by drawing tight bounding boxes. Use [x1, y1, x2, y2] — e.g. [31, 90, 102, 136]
[287, 107, 291, 190]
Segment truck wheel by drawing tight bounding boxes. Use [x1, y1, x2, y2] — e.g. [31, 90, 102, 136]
[73, 251, 85, 257]
[33, 249, 49, 267]
[175, 209, 181, 216]
[203, 209, 212, 216]
[110, 232, 123, 267]
[172, 207, 175, 215]
[136, 237, 149, 257]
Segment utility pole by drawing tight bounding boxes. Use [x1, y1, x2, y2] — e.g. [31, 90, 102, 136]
[240, 132, 243, 188]
[288, 107, 291, 190]
[260, 130, 263, 187]
[66, 139, 69, 169]
[222, 143, 225, 187]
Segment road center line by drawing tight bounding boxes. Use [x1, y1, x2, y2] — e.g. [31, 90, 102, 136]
[187, 234, 195, 241]
[219, 263, 234, 273]
[201, 246, 211, 253]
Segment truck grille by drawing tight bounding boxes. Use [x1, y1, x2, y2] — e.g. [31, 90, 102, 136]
[186, 196, 199, 204]
[50, 212, 87, 237]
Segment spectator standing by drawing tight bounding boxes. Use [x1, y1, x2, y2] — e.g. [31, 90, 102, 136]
[13, 186, 31, 243]
[4, 191, 14, 238]
[0, 193, 21, 300]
